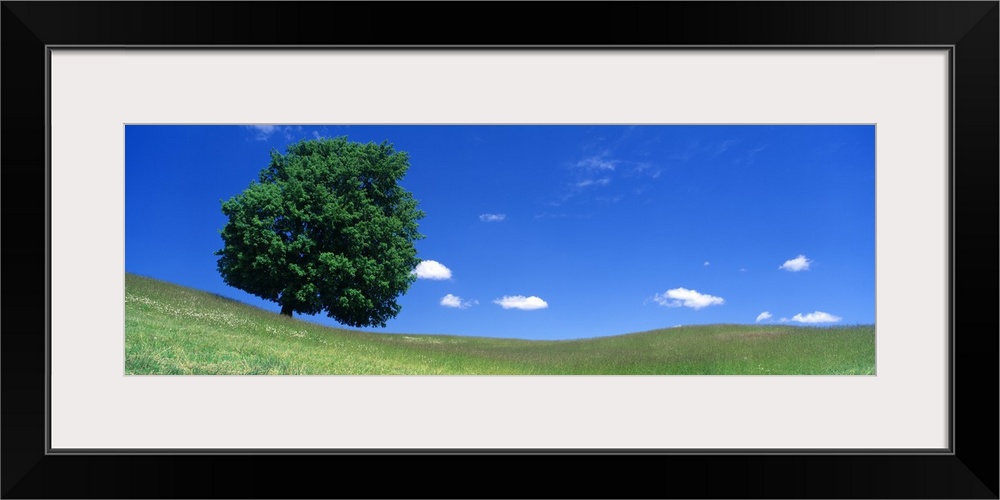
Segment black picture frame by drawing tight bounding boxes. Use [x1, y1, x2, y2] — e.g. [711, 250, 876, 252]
[3, 2, 996, 498]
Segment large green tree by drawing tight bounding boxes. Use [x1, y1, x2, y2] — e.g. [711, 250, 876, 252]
[215, 137, 425, 327]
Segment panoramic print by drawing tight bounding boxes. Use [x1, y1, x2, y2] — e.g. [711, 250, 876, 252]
[125, 124, 875, 375]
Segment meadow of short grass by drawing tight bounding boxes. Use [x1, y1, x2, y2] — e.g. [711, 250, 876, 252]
[125, 273, 876, 375]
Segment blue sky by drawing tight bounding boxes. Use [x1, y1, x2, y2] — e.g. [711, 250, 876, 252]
[125, 124, 875, 340]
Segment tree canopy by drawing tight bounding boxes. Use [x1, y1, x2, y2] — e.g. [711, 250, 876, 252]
[215, 137, 425, 327]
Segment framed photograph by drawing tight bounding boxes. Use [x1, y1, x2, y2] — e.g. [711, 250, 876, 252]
[4, 2, 996, 498]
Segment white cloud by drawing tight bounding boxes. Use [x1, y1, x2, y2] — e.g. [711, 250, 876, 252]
[282, 125, 302, 141]
[576, 152, 617, 171]
[756, 311, 773, 322]
[651, 288, 724, 310]
[791, 311, 842, 323]
[247, 125, 279, 141]
[493, 295, 548, 310]
[412, 260, 452, 280]
[631, 162, 659, 175]
[533, 212, 568, 219]
[440, 294, 477, 309]
[575, 177, 611, 188]
[479, 213, 506, 222]
[245, 125, 304, 142]
[704, 261, 710, 266]
[440, 294, 462, 308]
[710, 139, 740, 157]
[779, 255, 812, 272]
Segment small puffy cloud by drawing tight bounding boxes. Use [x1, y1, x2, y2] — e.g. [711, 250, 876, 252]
[779, 255, 812, 272]
[704, 261, 710, 266]
[791, 311, 842, 323]
[493, 295, 548, 310]
[479, 213, 506, 222]
[756, 311, 773, 322]
[412, 260, 452, 280]
[440, 294, 477, 309]
[651, 288, 724, 310]
[440, 294, 462, 308]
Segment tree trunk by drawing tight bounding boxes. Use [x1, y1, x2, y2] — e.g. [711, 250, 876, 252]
[280, 303, 294, 317]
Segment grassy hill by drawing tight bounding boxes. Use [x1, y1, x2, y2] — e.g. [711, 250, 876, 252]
[125, 273, 876, 375]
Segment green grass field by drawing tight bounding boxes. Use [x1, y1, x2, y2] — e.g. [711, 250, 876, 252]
[125, 273, 876, 375]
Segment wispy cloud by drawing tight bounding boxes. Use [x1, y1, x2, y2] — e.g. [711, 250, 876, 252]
[650, 288, 724, 310]
[631, 162, 662, 179]
[576, 150, 617, 171]
[245, 125, 303, 142]
[733, 144, 767, 166]
[779, 255, 812, 272]
[493, 295, 548, 310]
[595, 195, 622, 204]
[412, 260, 452, 280]
[575, 178, 611, 188]
[440, 294, 477, 309]
[708, 139, 740, 157]
[756, 311, 773, 322]
[479, 213, 506, 222]
[557, 138, 661, 208]
[247, 125, 279, 141]
[533, 212, 569, 220]
[704, 261, 710, 267]
[553, 156, 616, 206]
[283, 126, 302, 140]
[791, 311, 842, 323]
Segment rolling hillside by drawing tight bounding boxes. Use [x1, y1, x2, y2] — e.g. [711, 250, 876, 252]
[125, 273, 876, 375]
